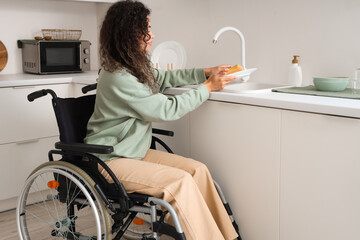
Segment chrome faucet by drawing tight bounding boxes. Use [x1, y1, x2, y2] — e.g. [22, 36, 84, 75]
[213, 26, 246, 70]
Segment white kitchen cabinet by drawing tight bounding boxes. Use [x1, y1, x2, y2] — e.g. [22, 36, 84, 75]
[0, 136, 59, 211]
[189, 101, 281, 240]
[0, 83, 77, 211]
[280, 111, 360, 240]
[0, 84, 73, 145]
[152, 113, 191, 157]
[154, 98, 360, 240]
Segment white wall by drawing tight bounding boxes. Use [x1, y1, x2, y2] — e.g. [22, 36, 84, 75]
[0, 0, 99, 74]
[101, 0, 360, 85]
[212, 0, 360, 85]
[1, 0, 360, 86]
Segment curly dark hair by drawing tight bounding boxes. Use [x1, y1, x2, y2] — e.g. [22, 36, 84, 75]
[99, 0, 157, 91]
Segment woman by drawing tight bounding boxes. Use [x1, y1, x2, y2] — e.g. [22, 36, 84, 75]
[85, 1, 238, 239]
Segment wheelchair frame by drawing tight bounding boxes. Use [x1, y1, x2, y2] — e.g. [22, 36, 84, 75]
[16, 85, 242, 240]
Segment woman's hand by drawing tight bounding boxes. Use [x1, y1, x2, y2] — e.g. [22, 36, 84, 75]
[204, 65, 232, 78]
[203, 71, 237, 92]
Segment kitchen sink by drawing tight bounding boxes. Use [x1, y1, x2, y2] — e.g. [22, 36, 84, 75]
[178, 82, 287, 93]
[222, 82, 288, 93]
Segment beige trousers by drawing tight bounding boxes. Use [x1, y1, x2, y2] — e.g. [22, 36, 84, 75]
[100, 149, 238, 240]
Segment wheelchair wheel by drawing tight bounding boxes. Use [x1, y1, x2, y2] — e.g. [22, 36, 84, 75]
[16, 161, 112, 240]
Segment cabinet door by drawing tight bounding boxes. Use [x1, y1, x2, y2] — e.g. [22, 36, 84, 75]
[190, 101, 281, 240]
[152, 114, 190, 157]
[280, 111, 360, 240]
[0, 84, 72, 144]
[0, 136, 58, 205]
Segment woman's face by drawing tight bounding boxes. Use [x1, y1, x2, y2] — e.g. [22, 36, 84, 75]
[140, 16, 154, 52]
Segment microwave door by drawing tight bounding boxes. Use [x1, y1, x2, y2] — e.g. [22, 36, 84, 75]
[40, 42, 81, 73]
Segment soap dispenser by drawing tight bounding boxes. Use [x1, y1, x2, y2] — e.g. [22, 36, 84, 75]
[288, 55, 302, 87]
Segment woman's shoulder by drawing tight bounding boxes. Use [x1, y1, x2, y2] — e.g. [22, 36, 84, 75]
[100, 69, 137, 82]
[98, 69, 143, 88]
[98, 69, 152, 96]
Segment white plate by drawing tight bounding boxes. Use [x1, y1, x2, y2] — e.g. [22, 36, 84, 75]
[227, 68, 257, 82]
[151, 41, 187, 70]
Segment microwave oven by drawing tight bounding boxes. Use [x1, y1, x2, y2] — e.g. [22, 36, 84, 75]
[18, 40, 91, 74]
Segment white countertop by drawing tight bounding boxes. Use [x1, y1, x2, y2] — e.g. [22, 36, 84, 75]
[0, 71, 98, 87]
[165, 85, 360, 119]
[1, 72, 359, 119]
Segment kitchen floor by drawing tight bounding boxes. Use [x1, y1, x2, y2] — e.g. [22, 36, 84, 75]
[0, 209, 18, 240]
[0, 208, 173, 240]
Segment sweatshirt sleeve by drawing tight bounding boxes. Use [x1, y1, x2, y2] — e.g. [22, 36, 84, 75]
[98, 70, 209, 123]
[154, 68, 207, 92]
[127, 84, 209, 122]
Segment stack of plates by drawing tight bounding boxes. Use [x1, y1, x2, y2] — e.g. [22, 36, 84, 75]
[151, 41, 187, 70]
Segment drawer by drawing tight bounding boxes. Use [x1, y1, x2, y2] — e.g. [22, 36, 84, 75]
[0, 136, 58, 201]
[0, 84, 73, 144]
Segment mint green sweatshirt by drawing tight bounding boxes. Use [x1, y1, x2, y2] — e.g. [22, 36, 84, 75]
[84, 68, 209, 161]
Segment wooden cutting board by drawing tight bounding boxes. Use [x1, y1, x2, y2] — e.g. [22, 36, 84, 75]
[0, 41, 8, 72]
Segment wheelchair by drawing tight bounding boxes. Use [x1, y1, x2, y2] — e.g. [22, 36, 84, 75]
[16, 83, 242, 240]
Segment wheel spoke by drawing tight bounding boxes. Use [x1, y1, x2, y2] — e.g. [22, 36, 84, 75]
[17, 162, 111, 240]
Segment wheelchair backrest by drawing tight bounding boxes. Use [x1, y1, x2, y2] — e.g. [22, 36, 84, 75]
[52, 94, 95, 143]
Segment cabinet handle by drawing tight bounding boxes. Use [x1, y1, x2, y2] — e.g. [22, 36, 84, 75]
[16, 139, 40, 144]
[12, 86, 36, 89]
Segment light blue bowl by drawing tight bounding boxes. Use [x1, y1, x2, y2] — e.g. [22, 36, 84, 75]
[313, 77, 349, 92]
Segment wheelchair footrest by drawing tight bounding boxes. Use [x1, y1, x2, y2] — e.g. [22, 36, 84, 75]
[153, 222, 186, 240]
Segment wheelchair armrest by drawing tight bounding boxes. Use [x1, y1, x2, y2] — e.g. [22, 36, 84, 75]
[152, 128, 174, 137]
[55, 142, 113, 154]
